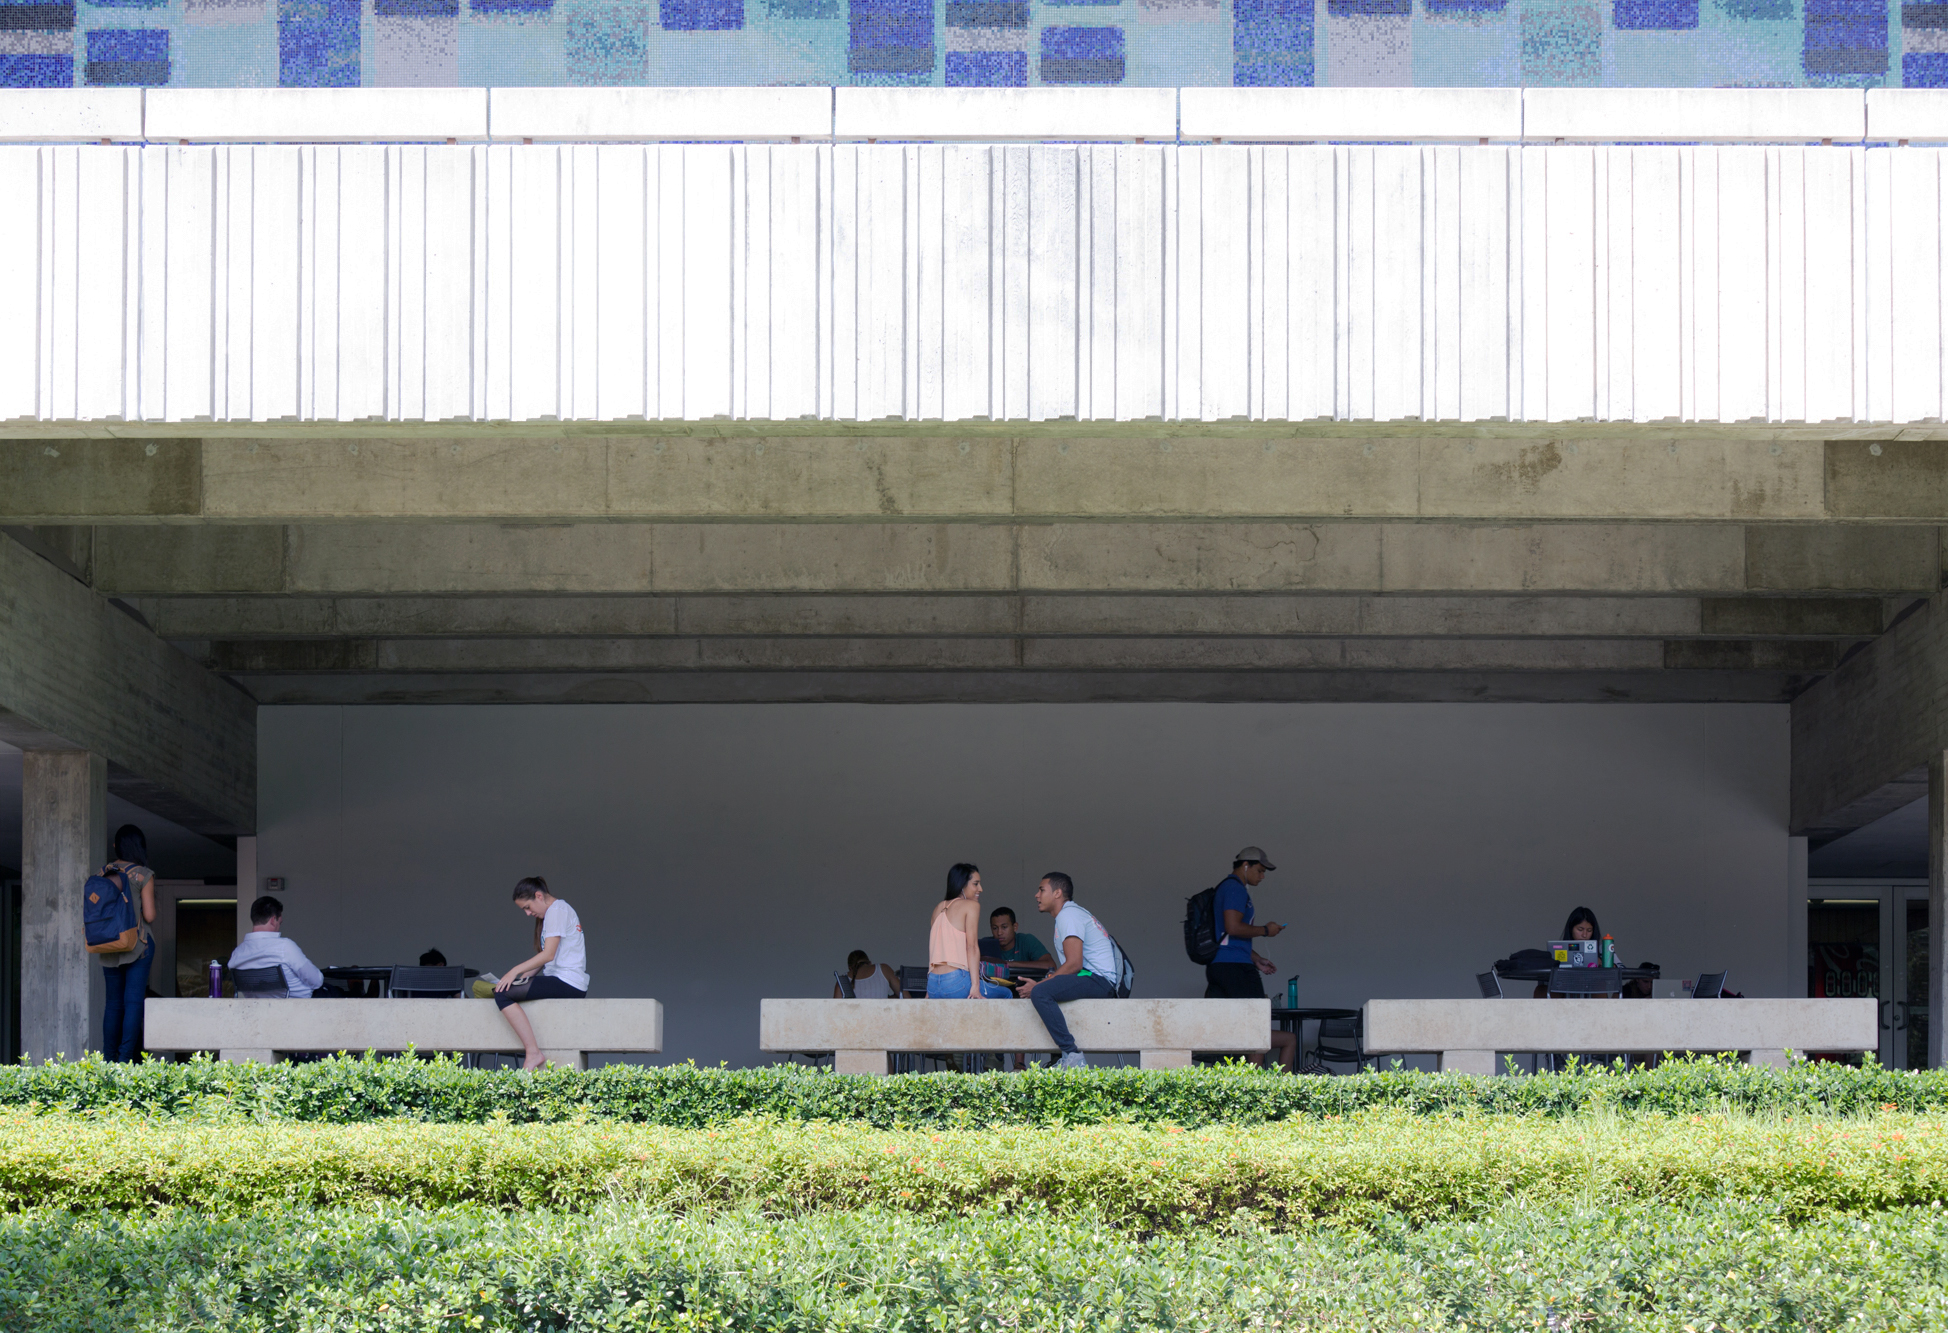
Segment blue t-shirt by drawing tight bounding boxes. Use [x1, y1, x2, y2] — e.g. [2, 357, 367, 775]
[1213, 874, 1253, 964]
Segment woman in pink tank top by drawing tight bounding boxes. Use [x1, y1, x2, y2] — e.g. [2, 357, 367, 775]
[927, 863, 1011, 1000]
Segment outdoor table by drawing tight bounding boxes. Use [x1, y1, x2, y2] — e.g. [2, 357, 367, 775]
[1495, 964, 1661, 990]
[323, 965, 397, 997]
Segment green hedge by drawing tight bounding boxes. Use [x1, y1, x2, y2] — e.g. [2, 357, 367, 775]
[3, 1109, 1942, 1225]
[1, 1053, 1942, 1126]
[6, 1198, 1948, 1332]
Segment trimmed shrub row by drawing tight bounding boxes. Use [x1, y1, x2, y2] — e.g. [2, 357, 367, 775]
[6, 1198, 1948, 1332]
[1, 1053, 1942, 1126]
[3, 1110, 1943, 1225]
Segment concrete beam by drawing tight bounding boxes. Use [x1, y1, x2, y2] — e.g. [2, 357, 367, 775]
[9, 434, 1948, 524]
[130, 593, 1888, 641]
[89, 522, 1943, 598]
[1793, 590, 1948, 837]
[188, 635, 1702, 674]
[232, 668, 1813, 706]
[0, 534, 255, 837]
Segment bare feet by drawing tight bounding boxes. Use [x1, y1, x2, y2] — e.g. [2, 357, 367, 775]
[522, 1050, 546, 1070]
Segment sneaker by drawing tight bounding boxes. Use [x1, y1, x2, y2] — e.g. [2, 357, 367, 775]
[1059, 1051, 1088, 1070]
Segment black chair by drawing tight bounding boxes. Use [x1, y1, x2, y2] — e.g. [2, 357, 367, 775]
[898, 965, 930, 998]
[1477, 971, 1504, 998]
[231, 964, 288, 998]
[1694, 970, 1727, 998]
[388, 965, 464, 998]
[1311, 1013, 1366, 1074]
[833, 970, 857, 999]
[1548, 967, 1622, 998]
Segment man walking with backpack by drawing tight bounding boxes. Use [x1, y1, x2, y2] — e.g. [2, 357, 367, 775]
[1200, 847, 1284, 1000]
[1017, 872, 1124, 1069]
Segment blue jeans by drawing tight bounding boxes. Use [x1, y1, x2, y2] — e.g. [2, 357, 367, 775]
[926, 969, 1011, 999]
[1027, 972, 1116, 1054]
[101, 935, 154, 1062]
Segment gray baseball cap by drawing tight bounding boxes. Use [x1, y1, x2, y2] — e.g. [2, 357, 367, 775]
[1234, 846, 1276, 870]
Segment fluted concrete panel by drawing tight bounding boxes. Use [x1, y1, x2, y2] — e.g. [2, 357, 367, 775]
[0, 143, 1939, 425]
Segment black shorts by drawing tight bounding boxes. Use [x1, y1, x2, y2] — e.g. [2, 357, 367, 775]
[494, 974, 587, 1009]
[1204, 961, 1265, 999]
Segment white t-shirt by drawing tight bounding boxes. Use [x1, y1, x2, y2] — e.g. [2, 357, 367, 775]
[1050, 901, 1118, 978]
[541, 898, 589, 991]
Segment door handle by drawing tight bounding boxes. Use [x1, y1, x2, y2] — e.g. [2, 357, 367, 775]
[1881, 999, 1893, 1030]
[1895, 1002, 1908, 1031]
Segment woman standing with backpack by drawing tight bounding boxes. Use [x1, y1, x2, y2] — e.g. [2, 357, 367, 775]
[97, 824, 157, 1062]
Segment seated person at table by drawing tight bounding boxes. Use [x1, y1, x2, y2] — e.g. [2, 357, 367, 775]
[228, 895, 330, 998]
[979, 907, 1054, 976]
[835, 949, 900, 998]
[495, 876, 589, 1070]
[1536, 906, 1604, 997]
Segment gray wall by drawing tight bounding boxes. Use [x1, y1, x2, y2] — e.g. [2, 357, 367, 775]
[258, 703, 1792, 1067]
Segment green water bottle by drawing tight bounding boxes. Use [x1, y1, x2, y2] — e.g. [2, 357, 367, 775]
[1285, 976, 1298, 1008]
[1601, 935, 1615, 968]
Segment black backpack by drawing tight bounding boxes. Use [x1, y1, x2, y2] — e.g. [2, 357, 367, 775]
[1183, 885, 1222, 965]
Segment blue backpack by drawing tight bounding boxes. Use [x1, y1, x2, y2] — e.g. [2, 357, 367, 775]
[83, 864, 140, 954]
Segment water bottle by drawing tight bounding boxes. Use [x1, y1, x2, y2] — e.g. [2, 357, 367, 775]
[1285, 976, 1298, 1009]
[207, 959, 222, 998]
[1601, 936, 1615, 969]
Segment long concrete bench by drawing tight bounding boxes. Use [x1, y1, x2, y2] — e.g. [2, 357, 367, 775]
[1364, 998, 1877, 1074]
[760, 998, 1269, 1074]
[144, 998, 663, 1069]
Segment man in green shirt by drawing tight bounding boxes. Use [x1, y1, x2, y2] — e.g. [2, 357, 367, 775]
[980, 906, 1055, 976]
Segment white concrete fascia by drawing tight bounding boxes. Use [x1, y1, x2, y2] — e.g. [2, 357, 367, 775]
[489, 86, 833, 141]
[1523, 87, 1865, 143]
[834, 87, 1178, 141]
[146, 88, 490, 142]
[1181, 87, 1522, 142]
[0, 89, 143, 143]
[1866, 89, 1948, 141]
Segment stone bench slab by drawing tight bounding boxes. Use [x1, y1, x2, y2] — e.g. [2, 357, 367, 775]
[144, 998, 663, 1070]
[1365, 998, 1877, 1073]
[761, 997, 1268, 1074]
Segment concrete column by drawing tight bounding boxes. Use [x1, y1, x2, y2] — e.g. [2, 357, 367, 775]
[1931, 754, 1948, 1068]
[20, 750, 105, 1062]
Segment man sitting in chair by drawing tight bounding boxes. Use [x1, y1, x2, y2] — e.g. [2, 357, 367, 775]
[228, 895, 334, 998]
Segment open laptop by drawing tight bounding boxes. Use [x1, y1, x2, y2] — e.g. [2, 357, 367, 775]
[1549, 939, 1604, 969]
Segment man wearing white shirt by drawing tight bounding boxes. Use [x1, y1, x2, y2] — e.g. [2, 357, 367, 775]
[1016, 872, 1119, 1070]
[228, 896, 327, 998]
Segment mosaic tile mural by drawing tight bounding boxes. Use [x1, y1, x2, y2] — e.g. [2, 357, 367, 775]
[0, 0, 1925, 88]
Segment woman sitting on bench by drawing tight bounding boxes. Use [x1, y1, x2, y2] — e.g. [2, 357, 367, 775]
[494, 876, 589, 1069]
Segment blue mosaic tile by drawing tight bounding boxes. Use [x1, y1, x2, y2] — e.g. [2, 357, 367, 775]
[0, 0, 1909, 87]
[85, 25, 165, 82]
[850, 0, 931, 76]
[662, 0, 741, 29]
[1804, 0, 1888, 80]
[1041, 21, 1120, 80]
[1614, 0, 1697, 28]
[945, 46, 1022, 78]
[1234, 0, 1311, 84]
[279, 0, 358, 83]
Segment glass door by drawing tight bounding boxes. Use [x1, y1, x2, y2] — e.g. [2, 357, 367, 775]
[1895, 889, 1930, 1071]
[1810, 881, 1930, 1068]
